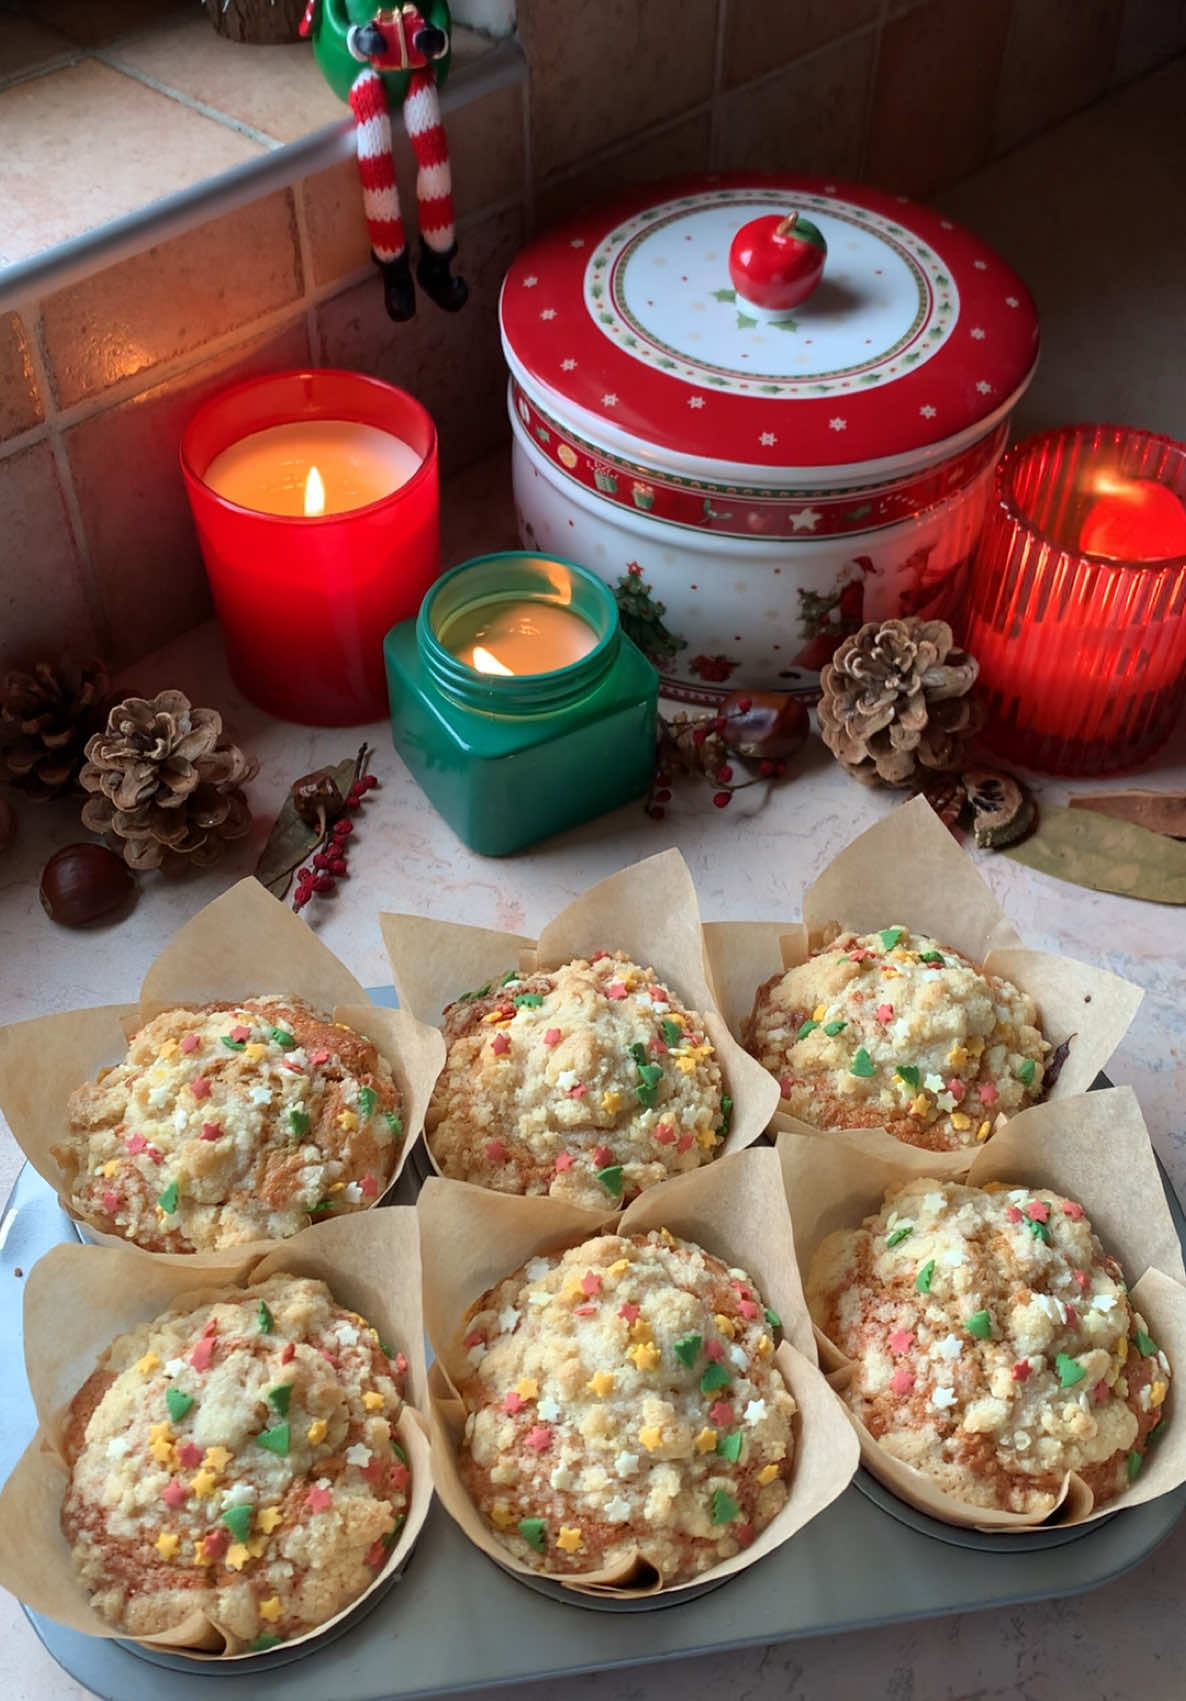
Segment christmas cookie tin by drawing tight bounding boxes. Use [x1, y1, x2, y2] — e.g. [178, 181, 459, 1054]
[500, 174, 1039, 698]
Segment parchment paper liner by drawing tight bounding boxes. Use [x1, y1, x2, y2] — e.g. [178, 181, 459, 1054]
[418, 1146, 858, 1597]
[777, 1085, 1186, 1531]
[382, 849, 781, 1206]
[0, 877, 446, 1251]
[702, 796, 1143, 1177]
[0, 1208, 432, 1658]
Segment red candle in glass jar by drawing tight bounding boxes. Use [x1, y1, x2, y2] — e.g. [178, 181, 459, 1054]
[181, 370, 439, 725]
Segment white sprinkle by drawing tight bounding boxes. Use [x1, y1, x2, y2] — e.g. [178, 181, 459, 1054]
[604, 1496, 632, 1523]
[249, 1085, 273, 1106]
[943, 1248, 966, 1267]
[316, 1477, 332, 1491]
[537, 1396, 560, 1422]
[933, 1334, 962, 1361]
[222, 1482, 256, 1507]
[163, 1358, 188, 1379]
[343, 1182, 364, 1205]
[107, 1436, 131, 1459]
[1140, 1385, 1152, 1410]
[1008, 1188, 1028, 1204]
[466, 1344, 487, 1367]
[528, 1291, 552, 1308]
[614, 1449, 640, 1478]
[336, 1323, 360, 1346]
[498, 1306, 520, 1334]
[550, 1465, 574, 1491]
[1092, 1294, 1118, 1313]
[525, 1257, 551, 1282]
[744, 1399, 767, 1424]
[931, 1387, 958, 1410]
[935, 1092, 957, 1113]
[923, 1078, 945, 1097]
[728, 1343, 748, 1371]
[345, 1443, 373, 1468]
[556, 1069, 579, 1090]
[1159, 1352, 1170, 1374]
[921, 1190, 946, 1214]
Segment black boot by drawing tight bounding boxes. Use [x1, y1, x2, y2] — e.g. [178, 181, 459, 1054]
[416, 240, 469, 312]
[375, 250, 416, 322]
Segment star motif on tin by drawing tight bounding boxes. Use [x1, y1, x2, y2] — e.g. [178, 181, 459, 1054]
[569, 238, 586, 248]
[973, 260, 988, 270]
[919, 404, 937, 418]
[828, 417, 847, 431]
[560, 358, 577, 370]
[539, 308, 557, 320]
[940, 220, 953, 231]
[601, 393, 619, 407]
[970, 327, 986, 339]
[1005, 296, 1020, 308]
[975, 380, 993, 394]
[687, 395, 706, 409]
[789, 508, 820, 532]
[523, 275, 539, 288]
[758, 431, 778, 446]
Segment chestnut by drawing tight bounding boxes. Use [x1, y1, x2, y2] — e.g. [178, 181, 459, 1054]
[40, 843, 136, 927]
[290, 770, 346, 826]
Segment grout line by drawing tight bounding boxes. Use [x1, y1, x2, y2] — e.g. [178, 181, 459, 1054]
[0, 49, 82, 93]
[93, 50, 282, 150]
[535, 98, 714, 199]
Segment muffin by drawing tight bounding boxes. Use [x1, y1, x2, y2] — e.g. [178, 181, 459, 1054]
[455, 1229, 796, 1584]
[746, 927, 1049, 1152]
[61, 1274, 411, 1651]
[807, 1178, 1171, 1515]
[426, 953, 730, 1208]
[55, 997, 403, 1251]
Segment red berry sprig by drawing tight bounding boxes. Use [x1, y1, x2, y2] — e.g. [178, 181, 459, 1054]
[647, 692, 808, 819]
[292, 746, 378, 913]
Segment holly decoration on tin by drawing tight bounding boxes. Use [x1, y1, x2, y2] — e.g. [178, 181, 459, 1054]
[818, 617, 981, 787]
[256, 744, 377, 912]
[0, 657, 112, 802]
[614, 563, 686, 665]
[728, 211, 827, 318]
[649, 691, 809, 816]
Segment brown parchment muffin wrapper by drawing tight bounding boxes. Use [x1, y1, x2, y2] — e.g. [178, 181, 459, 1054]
[418, 1146, 859, 1597]
[0, 1208, 433, 1658]
[702, 796, 1144, 1177]
[0, 877, 446, 1252]
[381, 849, 781, 1205]
[777, 1085, 1186, 1531]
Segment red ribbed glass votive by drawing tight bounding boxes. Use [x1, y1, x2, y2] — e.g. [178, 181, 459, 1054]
[962, 424, 1186, 775]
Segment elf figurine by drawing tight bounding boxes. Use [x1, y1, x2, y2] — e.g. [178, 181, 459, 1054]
[300, 2, 468, 321]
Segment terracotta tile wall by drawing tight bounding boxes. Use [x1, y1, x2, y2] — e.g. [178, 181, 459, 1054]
[2, 0, 1184, 673]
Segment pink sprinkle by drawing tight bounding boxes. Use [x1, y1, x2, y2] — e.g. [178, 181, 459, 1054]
[146, 1145, 163, 1165]
[200, 1123, 222, 1141]
[591, 950, 610, 962]
[179, 1033, 200, 1054]
[607, 982, 629, 1000]
[1065, 1305, 1077, 1325]
[395, 1352, 408, 1374]
[581, 1271, 602, 1296]
[544, 1028, 562, 1047]
[1025, 1200, 1050, 1222]
[566, 1083, 587, 1099]
[309, 1049, 331, 1067]
[889, 1328, 913, 1355]
[709, 1400, 734, 1427]
[367, 1539, 387, 1569]
[190, 1077, 211, 1101]
[464, 1330, 484, 1348]
[1012, 1360, 1031, 1382]
[618, 1303, 640, 1323]
[101, 1190, 119, 1214]
[281, 1341, 295, 1364]
[732, 1283, 752, 1300]
[654, 1123, 675, 1145]
[876, 1004, 895, 1024]
[283, 1060, 304, 1074]
[1092, 1379, 1110, 1405]
[176, 1441, 202, 1469]
[779, 1076, 793, 1097]
[202, 1317, 218, 1338]
[593, 1145, 613, 1169]
[705, 1339, 725, 1363]
[202, 1526, 228, 1561]
[525, 1425, 552, 1453]
[735, 1521, 756, 1549]
[485, 1140, 507, 1163]
[649, 985, 666, 1001]
[575, 1303, 598, 1316]
[162, 1479, 188, 1509]
[1006, 1206, 1023, 1224]
[676, 1134, 694, 1152]
[947, 1078, 966, 1102]
[190, 1338, 215, 1373]
[490, 1033, 510, 1056]
[738, 1299, 760, 1320]
[504, 1391, 525, 1415]
[361, 1173, 378, 1198]
[979, 1081, 999, 1107]
[889, 1368, 914, 1395]
[555, 1152, 574, 1172]
[1073, 1269, 1089, 1291]
[390, 1462, 410, 1492]
[1062, 1200, 1085, 1220]
[321, 1348, 339, 1368]
[230, 1024, 250, 1043]
[125, 1132, 147, 1155]
[650, 1037, 667, 1054]
[307, 1485, 333, 1513]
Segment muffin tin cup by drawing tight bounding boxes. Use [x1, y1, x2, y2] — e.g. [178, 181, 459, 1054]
[381, 847, 781, 1207]
[0, 877, 446, 1253]
[418, 1146, 860, 1601]
[0, 1208, 435, 1659]
[703, 796, 1143, 1179]
[777, 1086, 1186, 1532]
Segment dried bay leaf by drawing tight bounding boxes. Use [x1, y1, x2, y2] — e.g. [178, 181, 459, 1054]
[254, 758, 355, 899]
[1004, 804, 1186, 904]
[1069, 790, 1186, 839]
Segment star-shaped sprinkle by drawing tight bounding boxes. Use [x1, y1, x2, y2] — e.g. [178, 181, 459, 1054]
[556, 1526, 584, 1554]
[629, 1340, 661, 1372]
[525, 1425, 552, 1452]
[743, 1399, 768, 1424]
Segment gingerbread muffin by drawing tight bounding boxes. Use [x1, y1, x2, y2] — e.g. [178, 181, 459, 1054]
[426, 953, 730, 1209]
[456, 1229, 795, 1583]
[56, 997, 403, 1251]
[746, 927, 1048, 1152]
[807, 1178, 1170, 1515]
[61, 1274, 411, 1651]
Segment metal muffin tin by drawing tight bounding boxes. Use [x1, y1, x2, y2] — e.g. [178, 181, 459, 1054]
[3, 1000, 1182, 1700]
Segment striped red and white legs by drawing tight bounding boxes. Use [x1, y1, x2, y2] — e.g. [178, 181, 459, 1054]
[348, 68, 415, 320]
[405, 67, 468, 312]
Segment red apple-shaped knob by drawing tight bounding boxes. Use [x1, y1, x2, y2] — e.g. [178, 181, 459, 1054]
[729, 212, 827, 317]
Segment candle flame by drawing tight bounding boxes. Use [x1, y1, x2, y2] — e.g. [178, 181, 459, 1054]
[471, 645, 515, 677]
[303, 465, 326, 517]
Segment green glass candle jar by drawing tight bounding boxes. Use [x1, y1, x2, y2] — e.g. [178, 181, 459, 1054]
[384, 552, 658, 855]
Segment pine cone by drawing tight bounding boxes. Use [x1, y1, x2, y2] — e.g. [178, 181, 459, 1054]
[818, 618, 981, 787]
[79, 689, 258, 871]
[0, 658, 111, 801]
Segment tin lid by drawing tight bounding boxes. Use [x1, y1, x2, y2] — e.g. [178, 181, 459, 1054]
[500, 174, 1039, 486]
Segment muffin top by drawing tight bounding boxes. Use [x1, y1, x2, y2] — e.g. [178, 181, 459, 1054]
[456, 1229, 795, 1584]
[807, 1178, 1170, 1515]
[426, 953, 730, 1209]
[746, 927, 1048, 1151]
[57, 997, 403, 1252]
[61, 1274, 410, 1651]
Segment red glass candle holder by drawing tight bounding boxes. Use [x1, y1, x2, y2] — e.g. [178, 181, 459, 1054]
[962, 424, 1186, 775]
[181, 370, 439, 725]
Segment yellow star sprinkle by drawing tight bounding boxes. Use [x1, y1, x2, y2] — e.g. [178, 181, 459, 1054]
[101, 1159, 120, 1178]
[147, 1422, 171, 1443]
[244, 1042, 268, 1061]
[307, 1419, 329, 1442]
[247, 1535, 268, 1558]
[563, 1276, 585, 1302]
[757, 1463, 780, 1486]
[154, 1531, 179, 1560]
[482, 1008, 513, 1024]
[329, 1180, 347, 1193]
[363, 1391, 385, 1411]
[629, 1317, 653, 1342]
[629, 1341, 661, 1372]
[658, 1227, 674, 1244]
[556, 1526, 584, 1554]
[976, 1122, 992, 1143]
[225, 1543, 251, 1573]
[515, 1377, 539, 1401]
[586, 1371, 615, 1398]
[192, 1538, 209, 1566]
[1151, 1381, 1168, 1408]
[601, 1090, 622, 1113]
[149, 1437, 175, 1466]
[967, 1036, 985, 1057]
[608, 1259, 630, 1276]
[258, 1597, 283, 1623]
[639, 1425, 663, 1452]
[137, 1352, 160, 1376]
[490, 1503, 514, 1530]
[1116, 1338, 1129, 1365]
[908, 1094, 930, 1118]
[695, 1427, 718, 1453]
[947, 1044, 968, 1069]
[204, 1446, 232, 1473]
[755, 1334, 773, 1359]
[158, 1040, 178, 1059]
[950, 1112, 972, 1132]
[811, 1006, 826, 1022]
[674, 1055, 697, 1074]
[258, 1506, 283, 1534]
[189, 1469, 217, 1499]
[696, 1127, 718, 1150]
[714, 1313, 736, 1340]
[337, 1110, 359, 1132]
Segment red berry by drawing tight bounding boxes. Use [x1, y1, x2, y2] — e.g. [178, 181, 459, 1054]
[716, 764, 733, 783]
[293, 891, 310, 910]
[692, 727, 708, 747]
[653, 788, 672, 804]
[712, 791, 732, 808]
[712, 715, 727, 734]
[759, 759, 776, 777]
[734, 696, 752, 714]
[362, 774, 379, 791]
[333, 819, 353, 837]
[313, 874, 334, 894]
[655, 770, 671, 788]
[330, 858, 348, 876]
[647, 805, 666, 821]
[313, 851, 332, 871]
